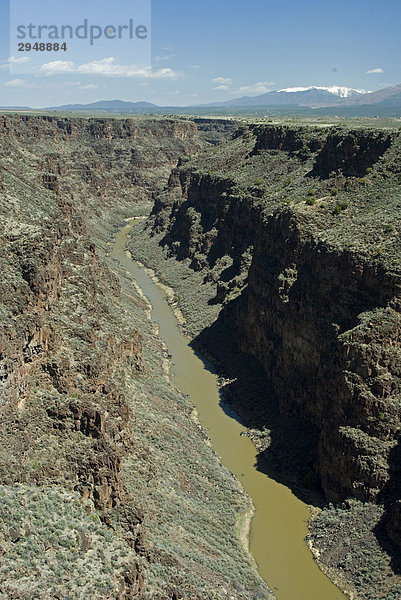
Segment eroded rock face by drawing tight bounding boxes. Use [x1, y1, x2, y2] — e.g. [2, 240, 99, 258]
[228, 210, 401, 503]
[0, 115, 208, 599]
[251, 124, 395, 178]
[251, 124, 325, 154]
[0, 115, 205, 227]
[310, 129, 395, 178]
[0, 115, 269, 600]
[0, 114, 199, 142]
[0, 195, 146, 596]
[149, 123, 401, 549]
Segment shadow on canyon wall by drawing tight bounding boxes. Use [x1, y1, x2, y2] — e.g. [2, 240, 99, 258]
[192, 310, 322, 507]
[193, 305, 401, 577]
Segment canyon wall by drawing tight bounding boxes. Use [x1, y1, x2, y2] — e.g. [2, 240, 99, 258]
[0, 116, 268, 600]
[0, 190, 146, 597]
[149, 124, 401, 546]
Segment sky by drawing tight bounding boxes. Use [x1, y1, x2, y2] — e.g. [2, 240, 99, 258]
[0, 0, 400, 107]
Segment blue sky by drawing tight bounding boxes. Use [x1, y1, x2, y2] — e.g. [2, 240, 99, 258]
[0, 0, 400, 107]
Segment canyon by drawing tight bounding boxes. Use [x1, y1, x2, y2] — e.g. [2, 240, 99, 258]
[131, 122, 401, 599]
[0, 115, 265, 599]
[0, 114, 400, 599]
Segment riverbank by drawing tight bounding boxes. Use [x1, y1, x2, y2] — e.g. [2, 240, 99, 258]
[128, 214, 401, 600]
[126, 221, 347, 600]
[110, 220, 272, 599]
[124, 219, 256, 557]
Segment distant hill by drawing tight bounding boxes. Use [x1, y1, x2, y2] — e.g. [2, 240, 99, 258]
[45, 100, 159, 112]
[0, 106, 32, 111]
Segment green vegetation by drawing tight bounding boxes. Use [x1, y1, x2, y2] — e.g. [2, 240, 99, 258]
[310, 502, 401, 600]
[384, 224, 395, 233]
[129, 119, 401, 600]
[0, 486, 135, 600]
[0, 115, 269, 599]
[334, 200, 349, 214]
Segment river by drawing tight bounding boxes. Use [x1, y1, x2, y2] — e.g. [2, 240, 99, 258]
[111, 219, 347, 600]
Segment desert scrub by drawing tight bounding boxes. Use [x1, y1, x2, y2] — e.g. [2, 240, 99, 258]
[334, 200, 349, 214]
[0, 485, 138, 600]
[309, 501, 401, 600]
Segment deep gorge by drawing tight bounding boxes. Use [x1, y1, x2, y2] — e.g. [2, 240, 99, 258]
[1, 114, 401, 599]
[132, 121, 401, 599]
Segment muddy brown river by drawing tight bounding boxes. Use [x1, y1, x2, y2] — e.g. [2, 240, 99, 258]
[111, 220, 347, 600]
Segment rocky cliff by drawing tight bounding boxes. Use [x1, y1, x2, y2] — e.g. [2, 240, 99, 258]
[142, 123, 401, 599]
[0, 115, 268, 600]
[0, 189, 146, 597]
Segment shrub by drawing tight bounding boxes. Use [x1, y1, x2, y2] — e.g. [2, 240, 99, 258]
[334, 201, 349, 214]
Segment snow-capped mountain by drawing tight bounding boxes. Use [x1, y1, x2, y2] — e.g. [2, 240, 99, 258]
[277, 86, 370, 98]
[208, 85, 371, 107]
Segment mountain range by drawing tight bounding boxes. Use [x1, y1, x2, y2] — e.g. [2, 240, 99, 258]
[205, 85, 372, 107]
[2, 83, 401, 114]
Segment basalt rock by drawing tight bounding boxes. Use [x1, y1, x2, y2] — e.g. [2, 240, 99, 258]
[148, 123, 401, 554]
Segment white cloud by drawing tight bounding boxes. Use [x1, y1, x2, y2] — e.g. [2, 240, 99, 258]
[39, 60, 75, 74]
[154, 54, 175, 62]
[38, 57, 178, 80]
[366, 68, 384, 74]
[64, 81, 98, 90]
[0, 55, 30, 69]
[9, 55, 31, 64]
[211, 76, 232, 85]
[191, 65, 201, 69]
[232, 81, 275, 95]
[4, 78, 34, 88]
[213, 84, 230, 91]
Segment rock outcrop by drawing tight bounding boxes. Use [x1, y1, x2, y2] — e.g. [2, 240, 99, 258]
[147, 123, 401, 557]
[0, 115, 268, 600]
